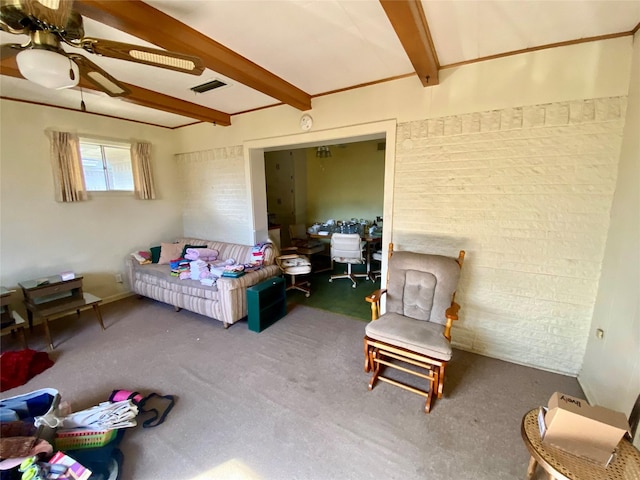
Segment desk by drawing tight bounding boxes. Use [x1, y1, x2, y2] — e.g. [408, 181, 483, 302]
[310, 233, 382, 281]
[521, 408, 640, 480]
[18, 276, 104, 350]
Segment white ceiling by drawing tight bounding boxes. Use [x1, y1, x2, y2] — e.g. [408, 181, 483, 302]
[1, 0, 639, 129]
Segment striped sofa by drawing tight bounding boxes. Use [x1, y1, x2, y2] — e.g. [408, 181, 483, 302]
[127, 237, 280, 328]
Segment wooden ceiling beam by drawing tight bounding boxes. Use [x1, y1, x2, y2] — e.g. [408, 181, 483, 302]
[380, 0, 439, 87]
[0, 57, 231, 125]
[74, 0, 312, 111]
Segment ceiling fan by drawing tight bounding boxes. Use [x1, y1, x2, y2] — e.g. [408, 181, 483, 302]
[0, 0, 205, 97]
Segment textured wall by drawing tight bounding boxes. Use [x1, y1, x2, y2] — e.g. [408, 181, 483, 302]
[393, 97, 626, 375]
[176, 147, 249, 244]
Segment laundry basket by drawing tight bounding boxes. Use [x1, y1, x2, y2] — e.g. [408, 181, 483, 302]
[55, 429, 117, 450]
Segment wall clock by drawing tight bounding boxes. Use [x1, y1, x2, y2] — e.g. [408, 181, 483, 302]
[300, 114, 313, 131]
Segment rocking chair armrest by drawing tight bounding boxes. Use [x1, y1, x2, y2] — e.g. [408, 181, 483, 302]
[445, 302, 460, 321]
[444, 302, 461, 341]
[365, 289, 387, 304]
[365, 289, 387, 321]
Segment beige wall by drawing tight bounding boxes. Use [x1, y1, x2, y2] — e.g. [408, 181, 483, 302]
[0, 101, 184, 302]
[579, 31, 640, 424]
[306, 140, 384, 224]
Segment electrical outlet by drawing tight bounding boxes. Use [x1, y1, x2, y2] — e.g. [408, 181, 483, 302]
[115, 273, 123, 283]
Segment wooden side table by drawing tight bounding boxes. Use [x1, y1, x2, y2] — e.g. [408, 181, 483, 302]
[19, 275, 84, 328]
[18, 276, 104, 350]
[521, 408, 640, 480]
[1, 287, 27, 349]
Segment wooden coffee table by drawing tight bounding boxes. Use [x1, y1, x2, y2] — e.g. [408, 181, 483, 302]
[18, 276, 104, 350]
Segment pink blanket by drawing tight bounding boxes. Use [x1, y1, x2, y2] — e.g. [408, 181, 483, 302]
[184, 248, 219, 261]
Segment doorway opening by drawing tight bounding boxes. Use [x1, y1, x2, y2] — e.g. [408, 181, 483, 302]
[243, 119, 397, 318]
[265, 139, 385, 250]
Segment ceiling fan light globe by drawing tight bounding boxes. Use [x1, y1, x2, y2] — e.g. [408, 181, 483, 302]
[16, 49, 79, 90]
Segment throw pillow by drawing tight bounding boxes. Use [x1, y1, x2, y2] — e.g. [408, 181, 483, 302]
[158, 242, 184, 265]
[150, 246, 162, 264]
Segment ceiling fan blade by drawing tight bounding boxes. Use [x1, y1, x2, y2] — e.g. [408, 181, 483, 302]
[67, 53, 130, 97]
[24, 0, 74, 31]
[80, 38, 205, 76]
[0, 43, 24, 60]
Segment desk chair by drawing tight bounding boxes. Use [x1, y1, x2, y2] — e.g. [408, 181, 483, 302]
[277, 254, 312, 297]
[364, 244, 465, 413]
[329, 233, 367, 288]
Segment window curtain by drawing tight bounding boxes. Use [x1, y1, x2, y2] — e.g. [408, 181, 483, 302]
[131, 142, 156, 200]
[49, 131, 87, 202]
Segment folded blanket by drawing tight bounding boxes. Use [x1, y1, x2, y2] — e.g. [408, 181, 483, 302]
[224, 264, 245, 273]
[130, 252, 151, 265]
[185, 248, 219, 261]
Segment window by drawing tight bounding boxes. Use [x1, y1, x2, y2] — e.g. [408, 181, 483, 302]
[79, 138, 133, 191]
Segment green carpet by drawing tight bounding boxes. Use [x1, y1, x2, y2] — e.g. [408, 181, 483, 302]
[284, 263, 380, 321]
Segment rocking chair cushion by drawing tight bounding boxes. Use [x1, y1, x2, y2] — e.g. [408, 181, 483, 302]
[386, 251, 461, 325]
[365, 312, 453, 361]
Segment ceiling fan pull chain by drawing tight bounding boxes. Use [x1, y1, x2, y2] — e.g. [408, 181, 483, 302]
[80, 87, 86, 112]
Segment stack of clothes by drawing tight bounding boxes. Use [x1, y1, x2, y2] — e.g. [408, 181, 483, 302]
[243, 242, 270, 272]
[130, 251, 151, 265]
[162, 244, 271, 286]
[169, 259, 190, 277]
[221, 264, 245, 278]
[188, 260, 211, 280]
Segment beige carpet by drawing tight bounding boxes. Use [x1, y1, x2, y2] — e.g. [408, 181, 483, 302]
[1, 297, 583, 480]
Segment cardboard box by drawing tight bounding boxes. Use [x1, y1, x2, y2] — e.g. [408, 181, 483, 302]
[541, 392, 629, 466]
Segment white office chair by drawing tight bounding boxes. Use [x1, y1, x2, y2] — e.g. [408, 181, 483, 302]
[329, 233, 367, 288]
